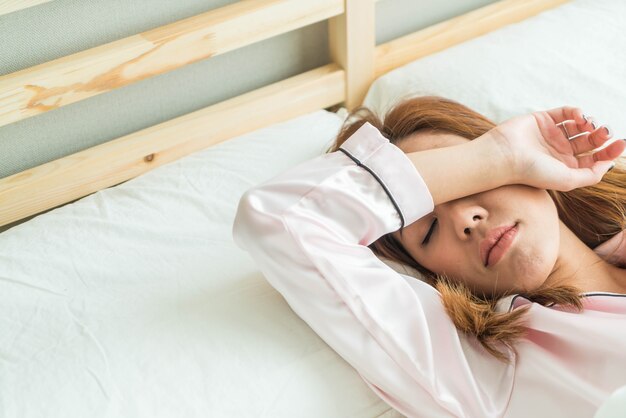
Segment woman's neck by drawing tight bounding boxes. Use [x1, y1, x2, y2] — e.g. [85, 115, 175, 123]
[545, 222, 626, 294]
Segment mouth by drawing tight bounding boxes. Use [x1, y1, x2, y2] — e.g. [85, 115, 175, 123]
[481, 222, 519, 268]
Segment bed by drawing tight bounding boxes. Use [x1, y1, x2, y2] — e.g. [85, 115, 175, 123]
[1, 0, 624, 417]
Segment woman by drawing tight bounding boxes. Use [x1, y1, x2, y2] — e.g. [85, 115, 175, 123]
[232, 96, 626, 418]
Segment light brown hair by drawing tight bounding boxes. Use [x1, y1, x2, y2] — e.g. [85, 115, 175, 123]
[326, 96, 626, 363]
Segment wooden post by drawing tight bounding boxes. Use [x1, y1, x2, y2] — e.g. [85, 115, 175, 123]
[328, 0, 375, 112]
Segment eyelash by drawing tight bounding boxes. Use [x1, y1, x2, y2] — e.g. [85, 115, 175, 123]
[422, 218, 438, 245]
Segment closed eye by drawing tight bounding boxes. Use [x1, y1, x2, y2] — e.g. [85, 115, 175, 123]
[421, 218, 437, 245]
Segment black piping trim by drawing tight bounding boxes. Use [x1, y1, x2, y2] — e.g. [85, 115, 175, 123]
[580, 292, 626, 298]
[338, 147, 405, 230]
[508, 292, 626, 312]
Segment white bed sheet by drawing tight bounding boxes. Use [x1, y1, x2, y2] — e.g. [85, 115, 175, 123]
[0, 110, 403, 418]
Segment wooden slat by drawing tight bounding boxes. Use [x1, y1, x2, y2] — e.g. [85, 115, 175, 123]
[328, 0, 375, 111]
[0, 0, 52, 16]
[0, 64, 345, 227]
[374, 0, 570, 78]
[0, 0, 343, 129]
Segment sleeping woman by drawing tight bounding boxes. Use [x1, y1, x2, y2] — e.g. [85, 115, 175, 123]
[232, 96, 626, 418]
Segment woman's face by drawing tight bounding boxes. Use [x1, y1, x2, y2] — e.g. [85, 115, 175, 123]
[391, 131, 561, 297]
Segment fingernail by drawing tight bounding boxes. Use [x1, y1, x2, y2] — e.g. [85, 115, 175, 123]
[605, 126, 612, 136]
[582, 113, 588, 122]
[592, 121, 598, 130]
[608, 162, 616, 172]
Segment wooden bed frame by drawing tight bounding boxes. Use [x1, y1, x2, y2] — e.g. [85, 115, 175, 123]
[0, 0, 569, 229]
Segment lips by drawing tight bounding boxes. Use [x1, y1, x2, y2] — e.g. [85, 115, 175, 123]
[480, 223, 518, 267]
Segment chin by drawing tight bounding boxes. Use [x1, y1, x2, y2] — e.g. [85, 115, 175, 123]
[512, 243, 556, 288]
[520, 279, 546, 294]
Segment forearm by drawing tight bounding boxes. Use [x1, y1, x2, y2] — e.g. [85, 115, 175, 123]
[406, 131, 513, 206]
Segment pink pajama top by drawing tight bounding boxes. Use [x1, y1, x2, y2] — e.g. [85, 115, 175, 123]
[232, 121, 626, 418]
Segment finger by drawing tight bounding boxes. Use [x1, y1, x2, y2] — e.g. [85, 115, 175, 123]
[582, 115, 599, 131]
[544, 106, 584, 125]
[555, 112, 600, 139]
[576, 139, 626, 168]
[565, 160, 615, 191]
[556, 120, 587, 140]
[568, 124, 613, 155]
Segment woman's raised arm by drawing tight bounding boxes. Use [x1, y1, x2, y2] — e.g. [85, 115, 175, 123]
[405, 132, 511, 207]
[407, 105, 623, 207]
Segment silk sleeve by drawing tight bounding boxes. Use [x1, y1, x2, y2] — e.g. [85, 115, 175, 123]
[232, 122, 515, 418]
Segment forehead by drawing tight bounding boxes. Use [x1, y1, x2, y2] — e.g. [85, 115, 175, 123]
[398, 130, 469, 152]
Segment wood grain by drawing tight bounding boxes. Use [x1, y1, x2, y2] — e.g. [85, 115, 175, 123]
[0, 64, 344, 227]
[0, 0, 343, 128]
[329, 0, 375, 111]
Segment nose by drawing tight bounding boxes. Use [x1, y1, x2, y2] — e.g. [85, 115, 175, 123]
[445, 202, 487, 240]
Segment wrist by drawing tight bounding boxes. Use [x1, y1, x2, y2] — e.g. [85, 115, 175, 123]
[406, 131, 515, 206]
[472, 129, 518, 186]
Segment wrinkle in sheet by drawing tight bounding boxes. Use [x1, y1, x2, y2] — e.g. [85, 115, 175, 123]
[259, 365, 298, 418]
[0, 274, 65, 297]
[86, 366, 111, 400]
[63, 301, 119, 399]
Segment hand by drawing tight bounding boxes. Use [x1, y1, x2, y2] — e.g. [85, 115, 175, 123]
[489, 106, 625, 191]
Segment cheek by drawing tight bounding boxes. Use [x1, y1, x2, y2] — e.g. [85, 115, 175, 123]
[510, 190, 560, 291]
[420, 245, 465, 280]
[510, 241, 556, 292]
[526, 189, 560, 257]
